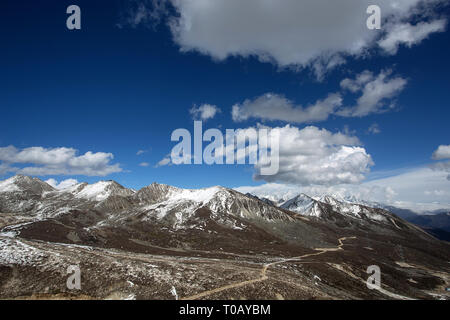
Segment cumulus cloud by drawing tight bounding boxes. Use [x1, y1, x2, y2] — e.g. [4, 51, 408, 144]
[156, 123, 373, 185]
[127, 0, 446, 78]
[155, 155, 171, 168]
[231, 70, 406, 123]
[379, 20, 447, 54]
[430, 145, 450, 180]
[45, 178, 79, 190]
[232, 93, 342, 124]
[137, 150, 148, 155]
[0, 146, 122, 177]
[363, 167, 450, 210]
[367, 123, 381, 135]
[430, 161, 450, 181]
[338, 70, 407, 117]
[118, 0, 169, 29]
[252, 125, 373, 185]
[139, 162, 150, 167]
[340, 70, 374, 92]
[0, 163, 16, 175]
[432, 145, 450, 160]
[425, 189, 449, 197]
[190, 104, 221, 121]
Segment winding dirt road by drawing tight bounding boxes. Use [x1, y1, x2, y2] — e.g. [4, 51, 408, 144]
[181, 236, 356, 300]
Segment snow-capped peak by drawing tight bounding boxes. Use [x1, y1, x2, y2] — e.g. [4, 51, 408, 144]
[279, 192, 393, 223]
[0, 175, 54, 194]
[280, 193, 325, 217]
[0, 177, 21, 193]
[318, 195, 343, 207]
[281, 193, 315, 210]
[167, 186, 224, 204]
[66, 180, 134, 201]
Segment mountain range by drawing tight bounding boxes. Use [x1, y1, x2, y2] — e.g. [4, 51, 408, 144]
[251, 191, 450, 241]
[0, 175, 449, 300]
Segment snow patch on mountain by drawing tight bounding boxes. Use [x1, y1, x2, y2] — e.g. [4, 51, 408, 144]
[280, 194, 326, 218]
[319, 195, 363, 219]
[0, 238, 46, 266]
[140, 186, 226, 228]
[0, 175, 54, 194]
[73, 181, 117, 201]
[168, 186, 223, 204]
[279, 192, 390, 223]
[0, 178, 21, 193]
[63, 181, 134, 202]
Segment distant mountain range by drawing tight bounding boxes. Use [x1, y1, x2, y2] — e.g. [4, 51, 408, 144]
[246, 191, 450, 242]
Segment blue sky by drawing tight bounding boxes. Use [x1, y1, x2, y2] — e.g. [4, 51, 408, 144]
[1, 1, 449, 210]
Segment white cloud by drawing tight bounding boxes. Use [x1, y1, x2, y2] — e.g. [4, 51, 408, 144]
[379, 20, 447, 54]
[155, 156, 171, 168]
[430, 161, 450, 181]
[431, 145, 450, 180]
[253, 125, 374, 186]
[119, 0, 169, 29]
[232, 93, 342, 124]
[363, 167, 450, 211]
[0, 146, 122, 177]
[156, 124, 372, 185]
[132, 0, 446, 77]
[432, 145, 450, 160]
[139, 162, 150, 167]
[340, 70, 374, 92]
[0, 163, 16, 175]
[137, 150, 148, 156]
[425, 189, 449, 197]
[190, 104, 221, 121]
[367, 123, 381, 135]
[45, 178, 79, 190]
[231, 70, 406, 123]
[338, 69, 407, 117]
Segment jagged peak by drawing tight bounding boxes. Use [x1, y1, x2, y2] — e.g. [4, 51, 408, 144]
[60, 182, 88, 194]
[296, 193, 315, 200]
[7, 174, 43, 184]
[318, 194, 342, 205]
[138, 182, 229, 196]
[62, 180, 134, 201]
[136, 182, 181, 195]
[0, 175, 55, 194]
[282, 193, 315, 206]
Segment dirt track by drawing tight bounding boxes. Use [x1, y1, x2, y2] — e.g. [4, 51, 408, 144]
[181, 237, 357, 300]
